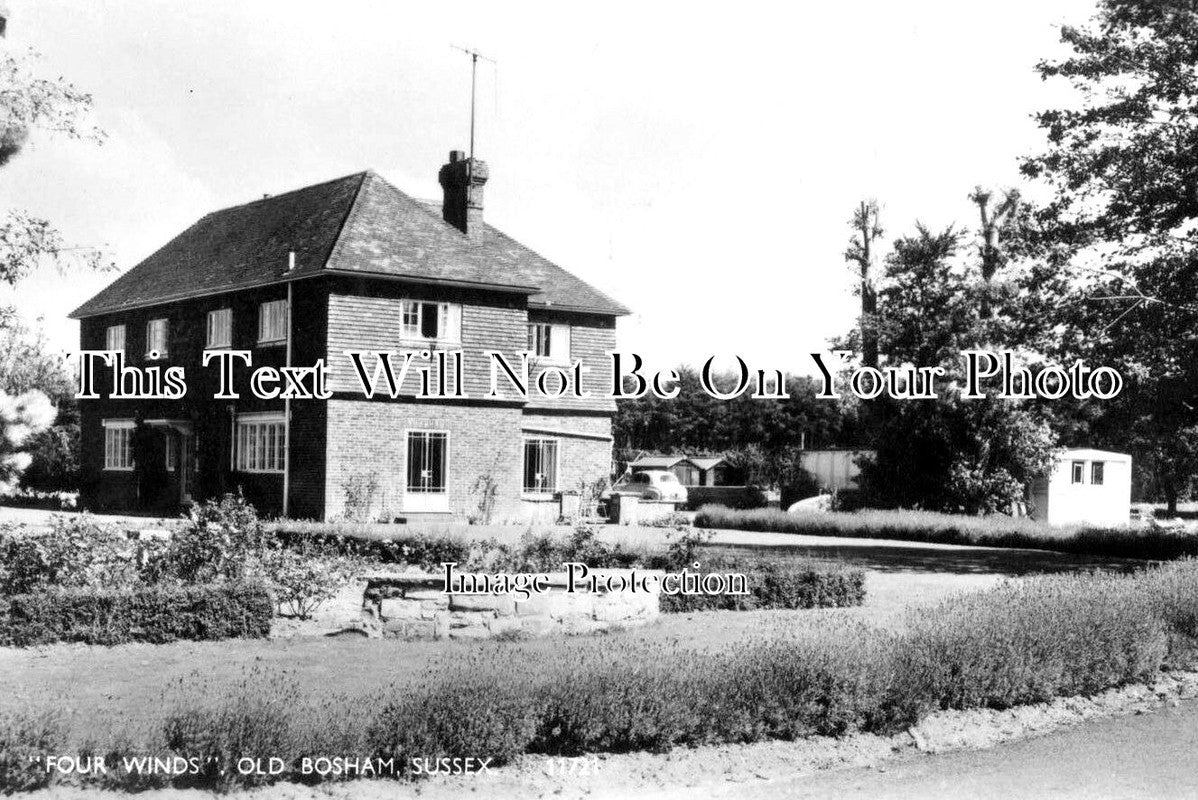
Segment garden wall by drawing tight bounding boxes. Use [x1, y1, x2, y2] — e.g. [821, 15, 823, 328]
[346, 568, 662, 639]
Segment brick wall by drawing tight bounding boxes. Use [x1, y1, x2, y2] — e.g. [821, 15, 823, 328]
[527, 310, 617, 414]
[521, 411, 614, 497]
[324, 399, 526, 521]
[324, 279, 526, 398]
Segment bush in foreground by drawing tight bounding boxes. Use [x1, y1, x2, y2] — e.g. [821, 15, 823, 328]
[693, 505, 1198, 561]
[0, 582, 272, 646]
[0, 708, 65, 793]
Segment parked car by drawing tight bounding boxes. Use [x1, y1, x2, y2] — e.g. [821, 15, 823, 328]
[608, 470, 689, 503]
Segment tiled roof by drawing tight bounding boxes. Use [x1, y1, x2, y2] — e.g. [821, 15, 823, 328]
[71, 170, 629, 318]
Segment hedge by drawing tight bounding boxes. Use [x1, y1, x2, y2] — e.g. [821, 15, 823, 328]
[0, 582, 273, 647]
[660, 558, 865, 612]
[694, 506, 1198, 561]
[684, 486, 768, 511]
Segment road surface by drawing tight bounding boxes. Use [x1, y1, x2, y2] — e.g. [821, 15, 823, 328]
[723, 699, 1198, 800]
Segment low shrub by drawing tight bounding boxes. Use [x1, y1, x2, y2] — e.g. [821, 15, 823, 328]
[157, 670, 376, 791]
[658, 557, 865, 613]
[143, 494, 270, 585]
[259, 545, 358, 620]
[693, 506, 1198, 561]
[0, 517, 138, 595]
[370, 681, 539, 771]
[0, 708, 66, 793]
[897, 574, 1168, 710]
[684, 486, 768, 511]
[274, 521, 641, 574]
[0, 582, 272, 646]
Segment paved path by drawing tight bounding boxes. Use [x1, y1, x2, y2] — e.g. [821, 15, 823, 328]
[731, 699, 1198, 800]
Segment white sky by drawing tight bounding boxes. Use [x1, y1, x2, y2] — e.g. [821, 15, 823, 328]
[0, 0, 1096, 376]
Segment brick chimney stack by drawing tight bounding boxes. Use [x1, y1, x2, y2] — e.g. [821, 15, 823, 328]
[439, 149, 489, 241]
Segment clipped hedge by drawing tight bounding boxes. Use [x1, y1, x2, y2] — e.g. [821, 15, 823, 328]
[0, 582, 273, 647]
[694, 505, 1198, 561]
[659, 558, 865, 613]
[684, 486, 768, 511]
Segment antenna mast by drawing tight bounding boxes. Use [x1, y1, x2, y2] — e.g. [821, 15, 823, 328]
[450, 45, 496, 165]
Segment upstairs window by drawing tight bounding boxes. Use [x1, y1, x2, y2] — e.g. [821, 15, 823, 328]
[145, 319, 169, 358]
[400, 301, 461, 344]
[258, 299, 288, 345]
[207, 308, 232, 349]
[105, 324, 126, 354]
[1071, 460, 1085, 484]
[103, 420, 134, 471]
[1091, 461, 1105, 486]
[527, 322, 571, 362]
[523, 437, 559, 494]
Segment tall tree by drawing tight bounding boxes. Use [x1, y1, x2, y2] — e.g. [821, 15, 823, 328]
[0, 45, 108, 283]
[0, 21, 107, 492]
[1021, 0, 1198, 511]
[844, 200, 883, 369]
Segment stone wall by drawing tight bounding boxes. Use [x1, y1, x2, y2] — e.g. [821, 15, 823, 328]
[354, 569, 661, 640]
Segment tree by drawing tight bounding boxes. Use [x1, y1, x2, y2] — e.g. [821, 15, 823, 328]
[0, 30, 107, 493]
[874, 223, 971, 368]
[847, 202, 1059, 514]
[0, 48, 108, 281]
[844, 200, 884, 369]
[857, 395, 1055, 514]
[0, 313, 78, 491]
[1021, 0, 1198, 511]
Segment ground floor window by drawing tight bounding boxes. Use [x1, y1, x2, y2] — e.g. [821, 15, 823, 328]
[103, 420, 134, 471]
[235, 415, 286, 473]
[406, 431, 448, 495]
[523, 437, 559, 494]
[404, 430, 449, 512]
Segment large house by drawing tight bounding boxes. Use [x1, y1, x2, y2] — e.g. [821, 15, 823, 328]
[71, 152, 629, 521]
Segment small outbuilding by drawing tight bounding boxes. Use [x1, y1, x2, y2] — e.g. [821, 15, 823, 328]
[1029, 448, 1132, 527]
[626, 455, 739, 487]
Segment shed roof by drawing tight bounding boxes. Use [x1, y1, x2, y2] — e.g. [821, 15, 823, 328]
[629, 456, 685, 470]
[1057, 448, 1131, 462]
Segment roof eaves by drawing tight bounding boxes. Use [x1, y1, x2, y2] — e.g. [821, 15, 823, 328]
[321, 268, 540, 295]
[528, 298, 631, 316]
